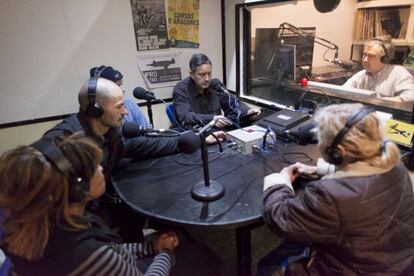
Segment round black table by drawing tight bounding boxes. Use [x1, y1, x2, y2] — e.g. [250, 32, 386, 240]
[112, 141, 319, 275]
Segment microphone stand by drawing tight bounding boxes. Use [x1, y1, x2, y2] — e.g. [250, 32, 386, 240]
[146, 100, 154, 126]
[191, 133, 225, 201]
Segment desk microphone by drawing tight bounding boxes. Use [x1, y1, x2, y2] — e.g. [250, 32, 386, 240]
[177, 123, 225, 202]
[133, 87, 156, 101]
[122, 122, 180, 138]
[328, 58, 356, 70]
[209, 79, 231, 94]
[285, 123, 318, 145]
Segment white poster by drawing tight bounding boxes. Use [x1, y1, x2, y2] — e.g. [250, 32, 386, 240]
[137, 52, 182, 88]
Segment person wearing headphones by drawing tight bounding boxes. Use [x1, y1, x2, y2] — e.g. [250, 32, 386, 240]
[0, 134, 178, 275]
[258, 103, 414, 274]
[343, 35, 414, 102]
[42, 77, 225, 243]
[90, 65, 149, 127]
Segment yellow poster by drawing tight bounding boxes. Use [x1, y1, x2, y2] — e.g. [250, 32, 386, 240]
[385, 119, 414, 147]
[168, 0, 199, 48]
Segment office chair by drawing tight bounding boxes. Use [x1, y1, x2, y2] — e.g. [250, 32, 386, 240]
[165, 104, 186, 132]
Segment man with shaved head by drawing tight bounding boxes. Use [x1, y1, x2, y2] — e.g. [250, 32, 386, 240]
[43, 77, 225, 243]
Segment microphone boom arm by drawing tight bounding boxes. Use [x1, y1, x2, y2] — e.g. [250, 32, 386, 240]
[278, 22, 340, 62]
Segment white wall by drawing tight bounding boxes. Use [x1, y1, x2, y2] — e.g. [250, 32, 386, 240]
[0, 0, 222, 154]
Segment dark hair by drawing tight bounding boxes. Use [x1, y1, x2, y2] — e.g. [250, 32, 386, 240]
[189, 54, 212, 72]
[0, 134, 102, 260]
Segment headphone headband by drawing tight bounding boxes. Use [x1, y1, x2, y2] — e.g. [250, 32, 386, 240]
[31, 138, 89, 202]
[31, 139, 72, 174]
[85, 77, 103, 118]
[330, 106, 375, 149]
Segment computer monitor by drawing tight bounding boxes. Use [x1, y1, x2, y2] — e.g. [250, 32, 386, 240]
[254, 27, 315, 81]
[265, 44, 296, 82]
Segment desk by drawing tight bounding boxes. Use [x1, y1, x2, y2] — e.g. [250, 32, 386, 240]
[112, 141, 319, 276]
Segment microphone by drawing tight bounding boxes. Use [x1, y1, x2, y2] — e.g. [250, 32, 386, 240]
[209, 79, 229, 94]
[133, 87, 156, 101]
[122, 122, 179, 138]
[329, 58, 356, 70]
[285, 123, 318, 145]
[177, 131, 201, 154]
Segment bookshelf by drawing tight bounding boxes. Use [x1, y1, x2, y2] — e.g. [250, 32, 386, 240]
[354, 0, 414, 46]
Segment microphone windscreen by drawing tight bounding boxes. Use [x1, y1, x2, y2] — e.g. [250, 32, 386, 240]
[133, 87, 155, 101]
[177, 131, 201, 154]
[339, 60, 355, 70]
[122, 122, 144, 138]
[296, 123, 317, 145]
[209, 78, 223, 91]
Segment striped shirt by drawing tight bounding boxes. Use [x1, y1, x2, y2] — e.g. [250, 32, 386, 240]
[67, 243, 173, 276]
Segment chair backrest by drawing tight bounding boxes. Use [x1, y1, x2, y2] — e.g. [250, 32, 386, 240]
[165, 104, 186, 132]
[0, 256, 10, 276]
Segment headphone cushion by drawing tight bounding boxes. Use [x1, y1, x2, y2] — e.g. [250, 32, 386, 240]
[86, 104, 104, 118]
[325, 146, 343, 165]
[68, 175, 89, 202]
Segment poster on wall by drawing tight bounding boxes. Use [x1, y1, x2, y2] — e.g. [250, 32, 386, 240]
[168, 0, 200, 48]
[130, 0, 169, 51]
[137, 52, 182, 88]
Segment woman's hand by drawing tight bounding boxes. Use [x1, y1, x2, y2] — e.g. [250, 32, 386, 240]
[155, 231, 179, 252]
[294, 162, 317, 175]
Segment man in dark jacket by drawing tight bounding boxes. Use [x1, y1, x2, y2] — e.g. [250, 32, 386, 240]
[173, 53, 260, 129]
[44, 77, 224, 242]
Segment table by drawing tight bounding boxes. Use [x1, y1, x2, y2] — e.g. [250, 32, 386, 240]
[112, 140, 319, 276]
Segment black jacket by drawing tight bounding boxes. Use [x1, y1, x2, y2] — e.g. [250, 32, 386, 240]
[43, 113, 179, 179]
[173, 77, 250, 128]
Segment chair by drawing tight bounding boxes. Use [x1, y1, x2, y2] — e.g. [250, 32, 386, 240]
[0, 209, 10, 276]
[165, 104, 186, 132]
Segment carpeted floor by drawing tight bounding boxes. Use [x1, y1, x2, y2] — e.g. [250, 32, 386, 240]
[187, 224, 283, 275]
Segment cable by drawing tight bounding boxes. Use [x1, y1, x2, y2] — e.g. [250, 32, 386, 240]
[279, 152, 316, 165]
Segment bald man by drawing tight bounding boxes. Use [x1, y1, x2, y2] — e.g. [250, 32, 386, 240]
[343, 36, 414, 102]
[43, 77, 224, 242]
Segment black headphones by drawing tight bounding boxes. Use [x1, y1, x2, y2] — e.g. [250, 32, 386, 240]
[325, 106, 375, 165]
[31, 139, 89, 202]
[372, 38, 392, 64]
[85, 76, 104, 118]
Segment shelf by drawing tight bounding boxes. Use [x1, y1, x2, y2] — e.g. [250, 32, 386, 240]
[358, 0, 414, 9]
[353, 39, 414, 46]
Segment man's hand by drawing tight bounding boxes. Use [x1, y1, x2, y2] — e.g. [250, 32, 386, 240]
[155, 231, 179, 252]
[205, 131, 226, 144]
[247, 109, 261, 120]
[213, 115, 232, 128]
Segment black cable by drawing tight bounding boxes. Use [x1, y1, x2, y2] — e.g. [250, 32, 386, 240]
[279, 152, 316, 165]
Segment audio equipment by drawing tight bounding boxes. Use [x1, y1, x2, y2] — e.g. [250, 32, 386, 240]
[31, 139, 89, 202]
[325, 106, 375, 165]
[85, 77, 104, 118]
[372, 37, 393, 64]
